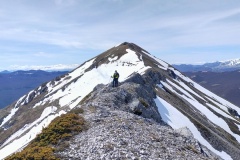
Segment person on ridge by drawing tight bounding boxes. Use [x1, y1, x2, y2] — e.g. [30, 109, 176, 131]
[111, 70, 119, 87]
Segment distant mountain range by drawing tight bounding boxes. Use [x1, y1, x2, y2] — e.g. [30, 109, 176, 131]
[0, 64, 79, 72]
[0, 70, 68, 109]
[173, 59, 240, 72]
[3, 59, 239, 73]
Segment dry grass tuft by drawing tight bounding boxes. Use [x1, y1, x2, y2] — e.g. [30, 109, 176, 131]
[6, 113, 86, 160]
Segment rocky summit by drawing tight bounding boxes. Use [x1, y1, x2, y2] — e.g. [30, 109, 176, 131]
[0, 42, 240, 159]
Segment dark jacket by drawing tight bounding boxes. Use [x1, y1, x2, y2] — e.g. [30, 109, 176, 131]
[113, 72, 119, 79]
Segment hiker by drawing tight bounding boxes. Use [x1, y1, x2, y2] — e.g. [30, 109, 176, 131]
[111, 70, 119, 87]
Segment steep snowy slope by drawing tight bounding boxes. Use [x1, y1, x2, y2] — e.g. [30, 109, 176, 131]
[184, 71, 240, 107]
[0, 42, 240, 159]
[0, 43, 151, 159]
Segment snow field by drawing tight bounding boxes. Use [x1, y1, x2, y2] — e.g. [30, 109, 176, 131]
[165, 80, 196, 100]
[206, 103, 237, 121]
[108, 56, 118, 62]
[173, 79, 205, 101]
[50, 49, 150, 109]
[161, 80, 240, 143]
[155, 96, 233, 160]
[47, 58, 96, 96]
[171, 67, 240, 115]
[205, 96, 230, 113]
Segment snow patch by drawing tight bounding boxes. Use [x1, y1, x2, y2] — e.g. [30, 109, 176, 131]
[172, 79, 205, 101]
[25, 90, 35, 104]
[157, 84, 166, 91]
[1, 106, 58, 147]
[165, 80, 196, 100]
[47, 58, 96, 97]
[15, 95, 26, 108]
[161, 80, 240, 143]
[206, 103, 236, 121]
[108, 56, 118, 62]
[0, 107, 19, 127]
[40, 106, 58, 119]
[205, 96, 228, 113]
[170, 67, 240, 115]
[155, 96, 233, 160]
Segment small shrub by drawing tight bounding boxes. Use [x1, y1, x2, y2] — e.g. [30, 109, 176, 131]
[6, 113, 86, 160]
[33, 113, 85, 146]
[139, 98, 149, 108]
[7, 146, 58, 160]
[186, 145, 199, 154]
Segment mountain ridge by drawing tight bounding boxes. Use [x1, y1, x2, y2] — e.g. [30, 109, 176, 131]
[1, 64, 79, 72]
[173, 59, 240, 72]
[0, 42, 240, 159]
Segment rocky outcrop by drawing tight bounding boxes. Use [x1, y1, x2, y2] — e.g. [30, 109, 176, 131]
[228, 108, 240, 118]
[81, 73, 162, 123]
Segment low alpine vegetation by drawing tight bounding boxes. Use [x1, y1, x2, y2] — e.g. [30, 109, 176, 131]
[139, 98, 149, 108]
[6, 112, 86, 160]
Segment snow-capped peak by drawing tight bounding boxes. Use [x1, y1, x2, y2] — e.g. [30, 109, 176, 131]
[221, 58, 240, 66]
[0, 42, 240, 160]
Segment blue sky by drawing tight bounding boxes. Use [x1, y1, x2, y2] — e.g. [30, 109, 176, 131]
[0, 0, 240, 70]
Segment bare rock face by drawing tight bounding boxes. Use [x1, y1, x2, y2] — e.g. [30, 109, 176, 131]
[176, 127, 194, 138]
[56, 73, 221, 160]
[82, 73, 162, 123]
